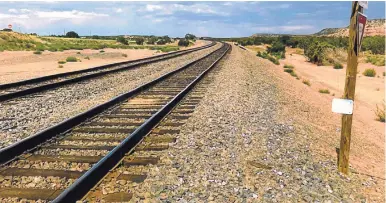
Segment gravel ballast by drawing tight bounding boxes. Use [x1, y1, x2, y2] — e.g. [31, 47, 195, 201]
[129, 44, 379, 202]
[0, 43, 222, 149]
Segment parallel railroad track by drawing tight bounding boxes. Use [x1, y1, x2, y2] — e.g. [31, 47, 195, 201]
[0, 42, 230, 202]
[0, 42, 215, 102]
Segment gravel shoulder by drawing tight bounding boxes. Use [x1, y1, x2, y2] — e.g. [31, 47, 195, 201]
[129, 44, 384, 202]
[0, 42, 222, 149]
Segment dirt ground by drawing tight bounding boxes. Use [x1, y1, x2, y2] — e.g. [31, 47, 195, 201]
[281, 48, 385, 137]
[241, 45, 384, 200]
[0, 40, 208, 84]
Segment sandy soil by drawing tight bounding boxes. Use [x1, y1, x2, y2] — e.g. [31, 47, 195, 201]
[0, 40, 208, 84]
[280, 49, 385, 136]
[239, 45, 384, 200]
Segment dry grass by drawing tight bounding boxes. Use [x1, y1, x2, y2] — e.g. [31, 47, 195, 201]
[246, 45, 266, 52]
[302, 79, 311, 86]
[375, 102, 385, 122]
[319, 89, 330, 94]
[323, 47, 347, 65]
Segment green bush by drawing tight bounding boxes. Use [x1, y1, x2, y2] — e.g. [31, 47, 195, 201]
[58, 61, 66, 64]
[178, 39, 189, 47]
[84, 56, 90, 60]
[319, 89, 330, 94]
[66, 56, 78, 62]
[268, 55, 280, 65]
[363, 68, 376, 77]
[48, 47, 57, 52]
[135, 38, 144, 45]
[284, 69, 293, 73]
[284, 64, 294, 69]
[58, 65, 64, 68]
[333, 63, 343, 69]
[366, 55, 385, 66]
[33, 50, 42, 54]
[76, 52, 81, 54]
[99, 50, 105, 53]
[122, 53, 127, 57]
[117, 36, 128, 45]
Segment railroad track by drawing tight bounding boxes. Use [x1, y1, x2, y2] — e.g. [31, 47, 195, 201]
[0, 42, 215, 102]
[0, 42, 230, 202]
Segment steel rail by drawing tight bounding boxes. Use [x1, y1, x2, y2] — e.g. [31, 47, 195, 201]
[53, 43, 230, 203]
[0, 41, 215, 102]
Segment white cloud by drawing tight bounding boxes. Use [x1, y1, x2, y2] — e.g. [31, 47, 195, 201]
[116, 8, 123, 13]
[139, 3, 229, 16]
[0, 9, 109, 29]
[8, 9, 18, 13]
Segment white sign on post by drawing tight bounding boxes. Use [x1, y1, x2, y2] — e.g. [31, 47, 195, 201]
[359, 1, 368, 9]
[332, 98, 354, 115]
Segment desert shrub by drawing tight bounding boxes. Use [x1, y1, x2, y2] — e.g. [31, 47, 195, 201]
[362, 36, 385, 55]
[178, 39, 189, 47]
[290, 71, 298, 77]
[65, 31, 79, 38]
[76, 52, 81, 54]
[157, 39, 167, 45]
[268, 55, 280, 65]
[159, 46, 179, 52]
[58, 61, 66, 64]
[135, 38, 145, 45]
[304, 41, 334, 65]
[58, 65, 64, 68]
[66, 56, 78, 62]
[33, 50, 42, 54]
[363, 68, 376, 77]
[284, 64, 294, 69]
[375, 102, 385, 122]
[284, 69, 293, 73]
[267, 41, 285, 59]
[302, 79, 311, 86]
[117, 36, 128, 45]
[319, 89, 330, 94]
[366, 55, 385, 66]
[84, 56, 90, 60]
[333, 63, 343, 69]
[99, 50, 105, 53]
[122, 53, 127, 57]
[48, 47, 57, 52]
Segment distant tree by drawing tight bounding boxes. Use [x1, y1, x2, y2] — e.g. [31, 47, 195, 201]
[117, 36, 128, 45]
[185, 33, 196, 40]
[135, 38, 144, 45]
[65, 31, 79, 38]
[91, 35, 100, 39]
[161, 35, 172, 43]
[147, 36, 157, 44]
[178, 39, 189, 47]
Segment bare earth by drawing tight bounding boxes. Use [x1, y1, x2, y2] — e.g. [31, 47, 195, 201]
[0, 40, 208, 84]
[253, 47, 385, 195]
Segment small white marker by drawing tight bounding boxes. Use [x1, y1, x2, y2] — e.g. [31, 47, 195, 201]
[332, 98, 354, 115]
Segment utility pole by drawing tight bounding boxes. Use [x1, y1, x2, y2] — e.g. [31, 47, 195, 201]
[338, 1, 366, 174]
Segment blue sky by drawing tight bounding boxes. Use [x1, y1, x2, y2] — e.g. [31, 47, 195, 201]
[0, 1, 384, 37]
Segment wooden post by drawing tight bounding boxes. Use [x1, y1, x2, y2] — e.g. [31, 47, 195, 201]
[338, 1, 363, 174]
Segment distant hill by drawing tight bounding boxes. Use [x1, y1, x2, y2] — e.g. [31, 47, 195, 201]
[314, 19, 385, 37]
